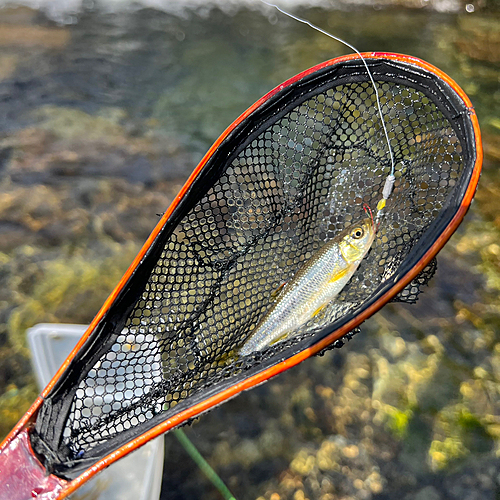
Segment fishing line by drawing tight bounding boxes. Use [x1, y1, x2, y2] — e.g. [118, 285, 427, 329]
[261, 1, 396, 218]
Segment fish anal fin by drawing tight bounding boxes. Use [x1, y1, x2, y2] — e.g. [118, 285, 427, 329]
[312, 304, 327, 318]
[269, 331, 290, 346]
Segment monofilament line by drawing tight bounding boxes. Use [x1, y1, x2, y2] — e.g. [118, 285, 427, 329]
[261, 1, 396, 213]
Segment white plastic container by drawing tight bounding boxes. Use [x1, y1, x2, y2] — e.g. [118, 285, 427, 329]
[27, 323, 164, 500]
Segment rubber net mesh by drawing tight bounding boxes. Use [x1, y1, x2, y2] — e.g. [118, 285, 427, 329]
[54, 78, 463, 462]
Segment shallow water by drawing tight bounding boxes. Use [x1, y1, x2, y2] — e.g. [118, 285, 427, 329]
[0, 2, 499, 499]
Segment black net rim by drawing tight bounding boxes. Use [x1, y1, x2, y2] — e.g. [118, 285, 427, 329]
[29, 53, 482, 481]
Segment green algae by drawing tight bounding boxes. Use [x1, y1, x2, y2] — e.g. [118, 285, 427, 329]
[0, 383, 38, 440]
[6, 243, 139, 350]
[381, 406, 414, 439]
[32, 106, 129, 144]
[0, 242, 139, 437]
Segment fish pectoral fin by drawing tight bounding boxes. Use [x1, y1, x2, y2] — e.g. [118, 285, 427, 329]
[327, 264, 355, 284]
[271, 282, 287, 298]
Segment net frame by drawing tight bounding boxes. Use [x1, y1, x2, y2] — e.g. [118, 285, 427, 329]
[0, 52, 482, 499]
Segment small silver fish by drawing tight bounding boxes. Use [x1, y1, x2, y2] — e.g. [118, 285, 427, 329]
[240, 218, 375, 355]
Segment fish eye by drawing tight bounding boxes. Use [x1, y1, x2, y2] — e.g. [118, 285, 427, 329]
[352, 227, 364, 239]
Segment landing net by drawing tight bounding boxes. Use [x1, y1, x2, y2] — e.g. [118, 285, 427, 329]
[30, 55, 481, 479]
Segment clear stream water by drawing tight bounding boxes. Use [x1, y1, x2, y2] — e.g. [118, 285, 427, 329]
[0, 1, 499, 499]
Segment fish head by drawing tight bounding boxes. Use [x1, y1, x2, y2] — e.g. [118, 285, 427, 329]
[339, 218, 376, 263]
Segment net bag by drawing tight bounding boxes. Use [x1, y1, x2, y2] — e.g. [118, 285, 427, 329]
[0, 53, 482, 499]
